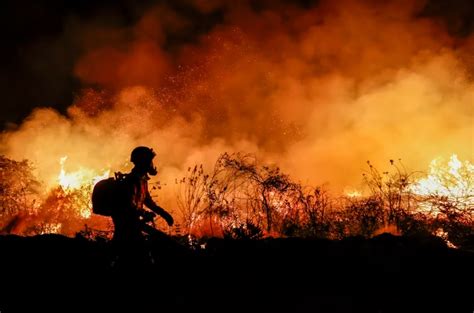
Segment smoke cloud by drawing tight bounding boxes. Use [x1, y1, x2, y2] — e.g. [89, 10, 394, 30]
[1, 0, 473, 206]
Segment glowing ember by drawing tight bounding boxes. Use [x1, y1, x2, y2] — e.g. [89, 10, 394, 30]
[434, 228, 457, 249]
[40, 223, 62, 234]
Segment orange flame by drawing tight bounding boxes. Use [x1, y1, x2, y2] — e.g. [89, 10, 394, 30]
[411, 154, 474, 213]
[58, 156, 110, 190]
[57, 156, 110, 218]
[411, 155, 473, 196]
[39, 223, 62, 235]
[344, 189, 362, 198]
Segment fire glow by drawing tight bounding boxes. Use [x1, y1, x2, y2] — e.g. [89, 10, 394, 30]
[0, 1, 472, 239]
[58, 156, 110, 191]
[411, 154, 474, 215]
[411, 155, 474, 200]
[49, 153, 473, 233]
[57, 156, 110, 219]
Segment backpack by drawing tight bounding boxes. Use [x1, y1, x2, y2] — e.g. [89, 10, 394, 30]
[91, 172, 128, 217]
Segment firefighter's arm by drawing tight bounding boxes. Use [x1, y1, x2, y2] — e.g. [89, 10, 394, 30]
[144, 191, 174, 226]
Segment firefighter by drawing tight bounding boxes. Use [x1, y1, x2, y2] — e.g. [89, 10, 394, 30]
[110, 146, 174, 268]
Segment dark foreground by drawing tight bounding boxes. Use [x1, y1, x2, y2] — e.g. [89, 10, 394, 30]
[1, 233, 473, 313]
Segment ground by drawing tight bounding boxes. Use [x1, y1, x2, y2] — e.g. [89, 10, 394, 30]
[1, 233, 473, 313]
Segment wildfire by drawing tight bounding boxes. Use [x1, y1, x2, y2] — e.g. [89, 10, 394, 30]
[343, 154, 473, 205]
[39, 223, 62, 234]
[57, 156, 110, 218]
[410, 154, 474, 212]
[344, 189, 362, 198]
[58, 156, 110, 190]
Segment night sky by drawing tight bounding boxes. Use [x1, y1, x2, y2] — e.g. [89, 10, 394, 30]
[0, 0, 473, 130]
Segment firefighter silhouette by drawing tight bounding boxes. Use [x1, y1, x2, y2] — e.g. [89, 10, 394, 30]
[110, 146, 174, 267]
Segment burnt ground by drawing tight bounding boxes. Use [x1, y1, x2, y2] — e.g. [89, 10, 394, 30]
[1, 233, 473, 313]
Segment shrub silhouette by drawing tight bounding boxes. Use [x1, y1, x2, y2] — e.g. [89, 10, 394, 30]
[176, 154, 473, 246]
[0, 153, 472, 247]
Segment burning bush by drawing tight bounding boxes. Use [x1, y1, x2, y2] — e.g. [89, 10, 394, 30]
[1, 151, 472, 248]
[0, 155, 111, 236]
[177, 153, 306, 237]
[0, 155, 41, 233]
[176, 153, 474, 247]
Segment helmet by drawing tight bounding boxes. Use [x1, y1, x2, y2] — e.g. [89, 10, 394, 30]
[130, 146, 156, 165]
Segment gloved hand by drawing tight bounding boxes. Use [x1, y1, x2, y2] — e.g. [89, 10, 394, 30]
[140, 210, 156, 223]
[161, 211, 174, 226]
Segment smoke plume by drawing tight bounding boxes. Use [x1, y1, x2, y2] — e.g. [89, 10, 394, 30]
[1, 0, 473, 206]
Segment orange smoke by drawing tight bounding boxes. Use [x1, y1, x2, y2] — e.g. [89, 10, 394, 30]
[0, 0, 473, 234]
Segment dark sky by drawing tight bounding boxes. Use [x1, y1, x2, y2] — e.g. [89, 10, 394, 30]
[0, 0, 473, 130]
[0, 0, 158, 128]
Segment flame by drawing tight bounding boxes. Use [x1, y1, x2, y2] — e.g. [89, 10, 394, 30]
[410, 154, 474, 213]
[344, 189, 362, 198]
[342, 154, 473, 210]
[39, 223, 62, 234]
[57, 156, 110, 218]
[411, 155, 473, 197]
[434, 228, 457, 249]
[58, 156, 110, 190]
